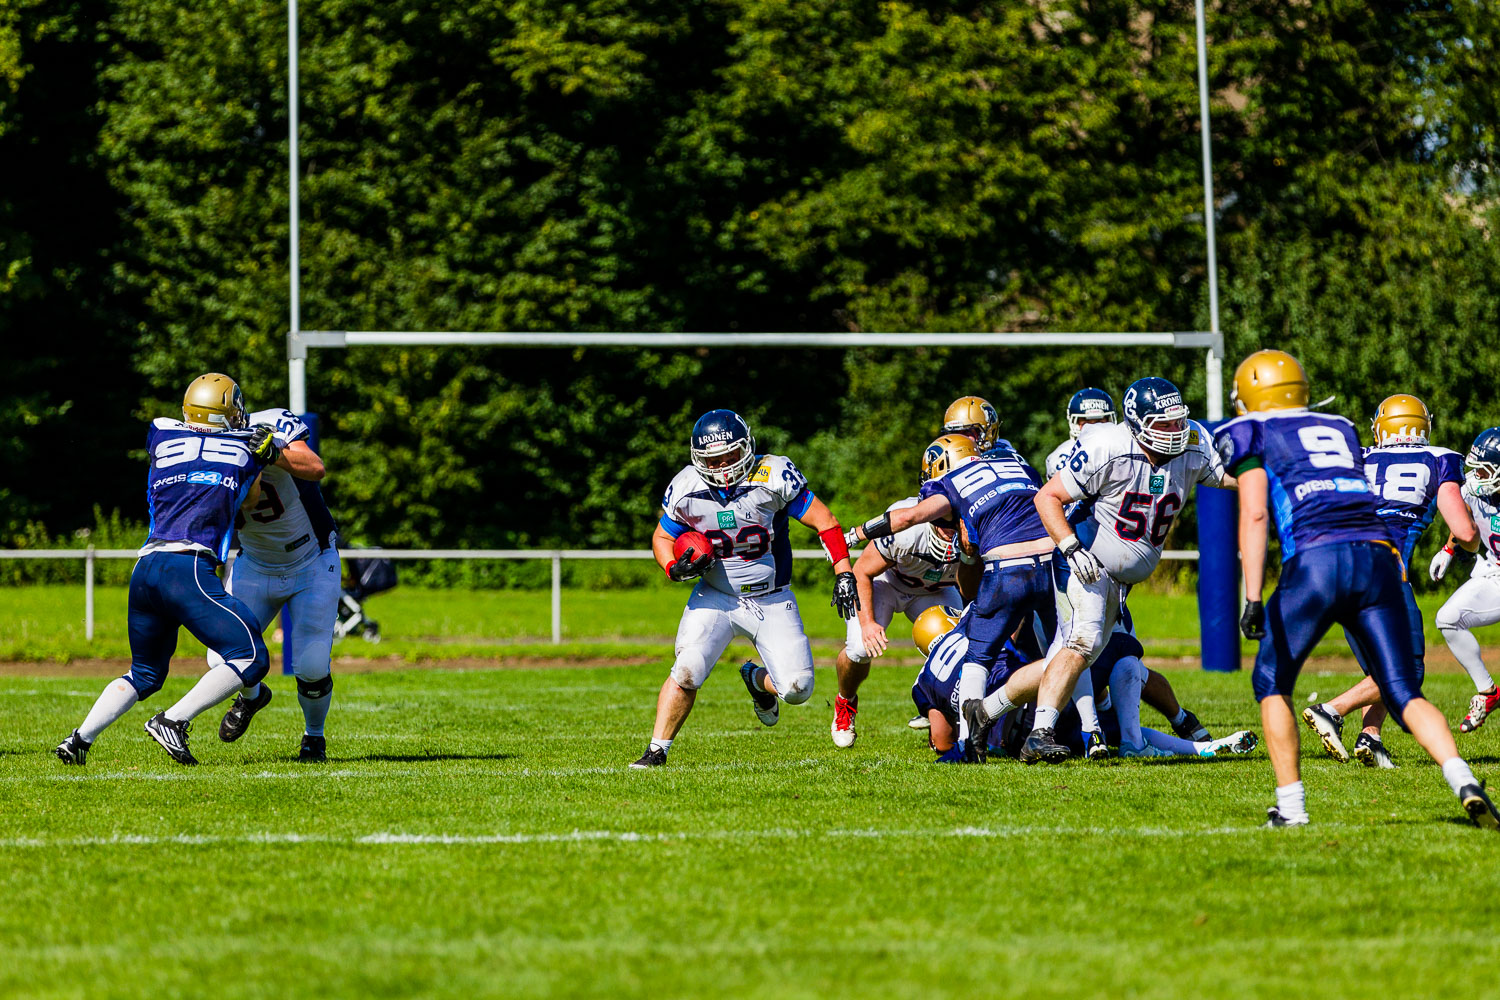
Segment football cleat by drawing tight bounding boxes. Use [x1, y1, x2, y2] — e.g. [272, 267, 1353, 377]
[630, 746, 667, 769]
[1460, 688, 1500, 733]
[1203, 730, 1259, 757]
[218, 685, 273, 743]
[831, 694, 858, 749]
[54, 731, 91, 765]
[1263, 806, 1310, 829]
[1019, 726, 1071, 765]
[298, 734, 327, 763]
[960, 699, 994, 763]
[1121, 741, 1177, 759]
[739, 661, 779, 727]
[907, 714, 931, 731]
[1301, 703, 1349, 762]
[1461, 783, 1500, 831]
[1172, 708, 1211, 743]
[1353, 732, 1395, 769]
[1084, 730, 1111, 761]
[144, 713, 198, 765]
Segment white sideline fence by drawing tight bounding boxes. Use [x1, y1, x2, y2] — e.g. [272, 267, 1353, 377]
[1, 547, 1200, 645]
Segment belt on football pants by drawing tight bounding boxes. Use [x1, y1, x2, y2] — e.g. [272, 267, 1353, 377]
[982, 551, 1054, 571]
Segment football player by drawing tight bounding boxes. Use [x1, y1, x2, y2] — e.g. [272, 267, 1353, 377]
[1302, 394, 1477, 766]
[1430, 427, 1500, 733]
[830, 440, 965, 748]
[209, 407, 341, 762]
[630, 410, 858, 768]
[942, 395, 1015, 457]
[1016, 377, 1234, 764]
[1044, 387, 1117, 476]
[55, 374, 280, 765]
[1218, 350, 1497, 830]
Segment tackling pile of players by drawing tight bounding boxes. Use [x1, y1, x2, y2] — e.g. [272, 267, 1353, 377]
[643, 351, 1500, 832]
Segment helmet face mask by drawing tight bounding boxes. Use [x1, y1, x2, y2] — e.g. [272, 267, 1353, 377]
[1067, 388, 1116, 438]
[1122, 377, 1191, 457]
[690, 409, 757, 490]
[1466, 428, 1500, 498]
[943, 396, 1000, 454]
[182, 373, 247, 431]
[924, 523, 957, 563]
[1371, 394, 1432, 446]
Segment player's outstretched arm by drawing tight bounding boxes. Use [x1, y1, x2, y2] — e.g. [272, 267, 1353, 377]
[1237, 467, 1270, 639]
[277, 440, 326, 481]
[845, 494, 951, 544]
[1437, 481, 1480, 552]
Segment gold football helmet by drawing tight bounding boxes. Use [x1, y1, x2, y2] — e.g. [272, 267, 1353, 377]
[943, 396, 1001, 453]
[921, 433, 979, 484]
[1372, 394, 1432, 446]
[1231, 350, 1310, 414]
[182, 373, 247, 430]
[912, 605, 962, 657]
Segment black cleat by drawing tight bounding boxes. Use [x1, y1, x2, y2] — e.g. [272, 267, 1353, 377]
[630, 746, 667, 769]
[54, 731, 91, 765]
[144, 712, 198, 765]
[960, 699, 993, 763]
[298, 734, 327, 763]
[1301, 703, 1349, 762]
[218, 685, 273, 743]
[1019, 726, 1071, 765]
[1353, 732, 1396, 769]
[1172, 708, 1211, 742]
[1461, 783, 1500, 831]
[1084, 730, 1111, 762]
[1264, 806, 1310, 828]
[739, 661, 779, 727]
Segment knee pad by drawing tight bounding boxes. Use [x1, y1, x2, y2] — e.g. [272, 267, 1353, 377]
[297, 674, 333, 700]
[670, 650, 712, 692]
[779, 673, 814, 705]
[843, 640, 870, 665]
[1065, 625, 1104, 663]
[1436, 603, 1463, 633]
[124, 670, 163, 700]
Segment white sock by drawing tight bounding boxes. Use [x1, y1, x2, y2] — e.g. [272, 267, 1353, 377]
[299, 691, 331, 738]
[982, 686, 1016, 719]
[1071, 669, 1099, 733]
[649, 738, 673, 754]
[1318, 703, 1342, 722]
[956, 665, 987, 741]
[78, 678, 139, 743]
[1110, 656, 1146, 750]
[242, 682, 262, 701]
[164, 664, 246, 723]
[1442, 757, 1479, 796]
[1441, 627, 1495, 692]
[1034, 705, 1061, 731]
[1170, 707, 1188, 727]
[1142, 728, 1197, 755]
[1276, 781, 1308, 820]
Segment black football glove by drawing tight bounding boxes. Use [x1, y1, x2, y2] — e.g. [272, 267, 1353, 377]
[666, 550, 714, 582]
[832, 571, 859, 620]
[246, 424, 282, 464]
[1240, 599, 1266, 641]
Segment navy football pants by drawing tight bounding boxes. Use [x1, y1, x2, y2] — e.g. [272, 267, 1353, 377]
[1253, 541, 1422, 721]
[125, 551, 270, 698]
[966, 556, 1057, 672]
[1345, 578, 1425, 690]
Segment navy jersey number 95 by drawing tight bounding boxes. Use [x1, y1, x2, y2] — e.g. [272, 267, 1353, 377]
[143, 418, 268, 563]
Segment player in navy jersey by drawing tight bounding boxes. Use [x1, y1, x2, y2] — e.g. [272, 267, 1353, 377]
[1302, 394, 1478, 767]
[55, 374, 282, 766]
[1218, 350, 1497, 830]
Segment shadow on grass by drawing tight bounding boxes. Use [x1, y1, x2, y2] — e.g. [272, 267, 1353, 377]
[340, 752, 517, 763]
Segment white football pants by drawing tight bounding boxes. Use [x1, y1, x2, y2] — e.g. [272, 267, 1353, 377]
[210, 546, 341, 683]
[1436, 574, 1500, 692]
[671, 583, 815, 704]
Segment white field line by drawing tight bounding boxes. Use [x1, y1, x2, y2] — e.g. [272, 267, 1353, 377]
[0, 823, 1309, 850]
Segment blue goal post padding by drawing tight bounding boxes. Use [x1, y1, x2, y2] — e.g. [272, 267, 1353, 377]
[1196, 419, 1240, 671]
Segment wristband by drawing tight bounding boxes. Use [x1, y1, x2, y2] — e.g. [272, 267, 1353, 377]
[860, 513, 893, 540]
[819, 526, 851, 565]
[1057, 534, 1081, 557]
[1444, 543, 1456, 556]
[958, 548, 979, 565]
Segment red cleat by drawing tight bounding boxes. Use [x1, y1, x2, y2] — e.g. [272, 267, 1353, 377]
[831, 694, 858, 748]
[1460, 687, 1500, 734]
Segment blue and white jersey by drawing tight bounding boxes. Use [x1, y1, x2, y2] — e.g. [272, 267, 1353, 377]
[237, 408, 338, 567]
[1362, 443, 1463, 565]
[659, 454, 812, 597]
[918, 445, 1047, 555]
[1215, 411, 1391, 559]
[140, 418, 268, 563]
[1461, 484, 1500, 580]
[910, 613, 1020, 724]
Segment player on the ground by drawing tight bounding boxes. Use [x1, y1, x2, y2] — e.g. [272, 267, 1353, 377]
[1044, 388, 1117, 476]
[1013, 377, 1233, 764]
[1218, 350, 1497, 830]
[1302, 394, 1477, 767]
[846, 432, 1062, 746]
[831, 441, 965, 748]
[630, 410, 857, 768]
[55, 374, 280, 765]
[1430, 427, 1500, 733]
[210, 407, 341, 763]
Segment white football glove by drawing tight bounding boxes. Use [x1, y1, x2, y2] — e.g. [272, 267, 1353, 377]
[1430, 545, 1454, 582]
[1059, 534, 1102, 585]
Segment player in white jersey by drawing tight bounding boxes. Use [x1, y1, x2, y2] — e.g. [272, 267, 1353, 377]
[210, 408, 341, 762]
[831, 447, 966, 748]
[1043, 387, 1117, 476]
[630, 410, 857, 768]
[1431, 427, 1500, 733]
[1020, 377, 1234, 763]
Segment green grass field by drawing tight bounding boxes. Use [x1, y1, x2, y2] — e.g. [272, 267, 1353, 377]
[4, 657, 1500, 999]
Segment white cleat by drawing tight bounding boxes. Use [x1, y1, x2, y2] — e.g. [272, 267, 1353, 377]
[1301, 704, 1349, 762]
[907, 715, 930, 731]
[1264, 806, 1310, 829]
[831, 694, 857, 748]
[1202, 730, 1258, 757]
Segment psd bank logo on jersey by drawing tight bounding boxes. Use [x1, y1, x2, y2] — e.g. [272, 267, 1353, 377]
[1149, 474, 1166, 495]
[716, 511, 737, 529]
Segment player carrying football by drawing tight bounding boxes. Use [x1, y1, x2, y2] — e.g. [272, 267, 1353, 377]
[630, 410, 858, 768]
[1219, 350, 1497, 829]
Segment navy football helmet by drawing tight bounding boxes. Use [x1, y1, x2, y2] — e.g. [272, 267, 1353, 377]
[1466, 427, 1500, 498]
[690, 409, 757, 489]
[1122, 377, 1191, 457]
[1066, 388, 1116, 438]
